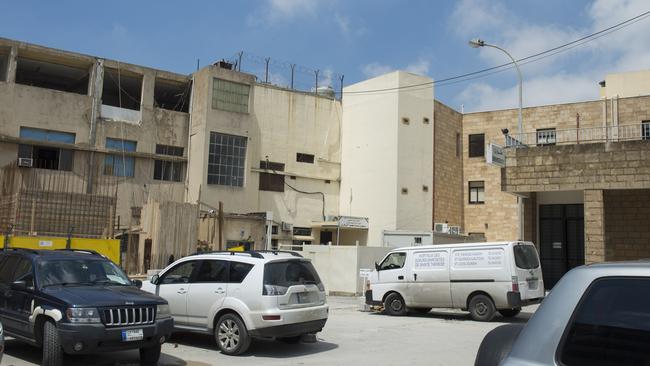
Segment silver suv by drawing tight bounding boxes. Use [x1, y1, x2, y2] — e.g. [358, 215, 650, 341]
[475, 261, 650, 366]
[142, 250, 328, 355]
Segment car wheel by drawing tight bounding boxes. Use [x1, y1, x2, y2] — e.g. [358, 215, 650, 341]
[469, 294, 496, 322]
[42, 321, 63, 366]
[215, 314, 251, 356]
[499, 308, 521, 318]
[278, 336, 302, 344]
[139, 344, 162, 366]
[410, 308, 432, 314]
[384, 292, 407, 316]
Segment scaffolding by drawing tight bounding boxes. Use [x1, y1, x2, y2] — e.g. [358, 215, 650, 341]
[0, 164, 118, 238]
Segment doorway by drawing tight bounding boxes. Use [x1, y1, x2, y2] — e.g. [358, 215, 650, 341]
[539, 204, 584, 289]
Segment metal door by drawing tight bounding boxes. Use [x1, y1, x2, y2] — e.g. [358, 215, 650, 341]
[539, 204, 584, 289]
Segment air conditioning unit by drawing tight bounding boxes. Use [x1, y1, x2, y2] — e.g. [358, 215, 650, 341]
[449, 226, 461, 235]
[434, 223, 449, 233]
[281, 222, 293, 232]
[17, 158, 33, 168]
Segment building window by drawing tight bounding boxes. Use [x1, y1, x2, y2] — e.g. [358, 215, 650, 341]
[154, 144, 184, 182]
[401, 188, 408, 194]
[259, 161, 285, 192]
[296, 153, 314, 164]
[642, 121, 650, 140]
[456, 133, 461, 158]
[422, 185, 429, 192]
[207, 132, 247, 187]
[468, 134, 485, 157]
[18, 127, 75, 171]
[402, 117, 410, 125]
[15, 57, 90, 95]
[104, 138, 136, 177]
[536, 128, 556, 146]
[102, 68, 142, 111]
[469, 181, 485, 204]
[212, 78, 250, 113]
[271, 225, 278, 235]
[423, 117, 430, 124]
[414, 237, 422, 244]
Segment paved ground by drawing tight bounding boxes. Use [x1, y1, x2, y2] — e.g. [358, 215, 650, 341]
[3, 297, 538, 366]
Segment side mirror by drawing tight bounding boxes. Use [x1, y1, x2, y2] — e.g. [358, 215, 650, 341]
[11, 280, 27, 291]
[132, 279, 143, 288]
[150, 274, 159, 286]
[375, 262, 380, 271]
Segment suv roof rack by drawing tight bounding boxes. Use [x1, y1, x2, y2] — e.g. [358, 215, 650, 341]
[2, 247, 40, 255]
[55, 249, 104, 257]
[256, 250, 303, 258]
[191, 251, 265, 259]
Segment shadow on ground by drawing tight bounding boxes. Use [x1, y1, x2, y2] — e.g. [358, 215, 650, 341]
[3, 338, 189, 366]
[367, 309, 534, 323]
[168, 331, 338, 358]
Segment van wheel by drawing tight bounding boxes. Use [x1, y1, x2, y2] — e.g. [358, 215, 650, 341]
[499, 308, 521, 318]
[215, 313, 251, 355]
[469, 294, 496, 322]
[384, 293, 407, 316]
[42, 321, 63, 366]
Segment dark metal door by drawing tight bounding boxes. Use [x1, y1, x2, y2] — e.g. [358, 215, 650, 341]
[539, 204, 584, 289]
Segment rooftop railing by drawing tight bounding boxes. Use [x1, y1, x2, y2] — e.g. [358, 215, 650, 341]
[504, 123, 650, 148]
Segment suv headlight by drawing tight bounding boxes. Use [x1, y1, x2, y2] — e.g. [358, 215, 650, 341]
[157, 304, 171, 319]
[66, 308, 101, 323]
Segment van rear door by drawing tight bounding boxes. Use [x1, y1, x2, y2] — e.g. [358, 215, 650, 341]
[512, 243, 544, 300]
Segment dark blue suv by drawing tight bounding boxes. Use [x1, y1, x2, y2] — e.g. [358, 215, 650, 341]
[0, 248, 173, 366]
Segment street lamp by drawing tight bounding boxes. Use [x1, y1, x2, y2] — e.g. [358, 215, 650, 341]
[469, 38, 525, 241]
[469, 38, 523, 137]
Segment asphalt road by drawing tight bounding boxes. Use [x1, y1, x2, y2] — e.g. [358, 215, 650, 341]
[2, 297, 537, 366]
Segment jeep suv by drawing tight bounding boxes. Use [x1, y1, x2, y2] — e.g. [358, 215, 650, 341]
[0, 248, 173, 366]
[141, 250, 328, 355]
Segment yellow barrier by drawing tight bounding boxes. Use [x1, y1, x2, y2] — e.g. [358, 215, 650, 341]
[0, 236, 121, 265]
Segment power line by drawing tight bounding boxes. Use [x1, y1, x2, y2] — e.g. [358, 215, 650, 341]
[341, 10, 650, 95]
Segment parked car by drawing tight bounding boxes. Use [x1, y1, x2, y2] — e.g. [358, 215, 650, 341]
[475, 261, 650, 366]
[0, 248, 173, 366]
[365, 241, 544, 321]
[141, 250, 328, 355]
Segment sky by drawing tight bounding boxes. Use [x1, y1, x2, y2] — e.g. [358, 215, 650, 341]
[2, 0, 650, 112]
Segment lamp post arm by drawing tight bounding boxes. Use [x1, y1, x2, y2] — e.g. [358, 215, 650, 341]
[483, 43, 523, 137]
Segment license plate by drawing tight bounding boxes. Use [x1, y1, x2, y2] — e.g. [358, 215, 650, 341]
[121, 329, 144, 342]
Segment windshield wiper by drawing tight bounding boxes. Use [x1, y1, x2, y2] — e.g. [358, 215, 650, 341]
[41, 282, 89, 288]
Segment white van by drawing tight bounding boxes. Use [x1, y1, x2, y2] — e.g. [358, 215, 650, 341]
[365, 241, 544, 321]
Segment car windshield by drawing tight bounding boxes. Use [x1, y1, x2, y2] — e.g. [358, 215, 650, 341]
[513, 245, 540, 269]
[37, 259, 131, 288]
[264, 260, 323, 288]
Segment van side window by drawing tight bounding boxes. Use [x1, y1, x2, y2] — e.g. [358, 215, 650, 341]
[559, 277, 650, 365]
[379, 253, 407, 271]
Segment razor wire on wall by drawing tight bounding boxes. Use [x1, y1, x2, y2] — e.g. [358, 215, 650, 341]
[227, 52, 344, 100]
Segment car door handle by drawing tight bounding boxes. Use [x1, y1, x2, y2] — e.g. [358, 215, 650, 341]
[215, 288, 225, 294]
[413, 273, 418, 281]
[177, 288, 187, 294]
[398, 276, 404, 280]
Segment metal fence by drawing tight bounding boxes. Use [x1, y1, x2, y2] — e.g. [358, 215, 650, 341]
[504, 123, 650, 148]
[227, 52, 344, 100]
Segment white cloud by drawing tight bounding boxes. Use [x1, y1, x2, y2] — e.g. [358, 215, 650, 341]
[361, 58, 431, 78]
[451, 0, 650, 112]
[268, 0, 319, 19]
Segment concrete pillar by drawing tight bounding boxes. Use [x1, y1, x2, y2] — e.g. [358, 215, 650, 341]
[6, 46, 17, 83]
[141, 70, 155, 109]
[584, 189, 605, 263]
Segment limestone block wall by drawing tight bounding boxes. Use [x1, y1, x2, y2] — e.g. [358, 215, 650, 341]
[584, 189, 606, 264]
[604, 189, 650, 261]
[433, 100, 463, 228]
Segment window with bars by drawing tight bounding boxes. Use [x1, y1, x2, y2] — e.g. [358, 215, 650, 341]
[642, 121, 650, 140]
[104, 138, 136, 177]
[18, 127, 75, 171]
[212, 78, 250, 113]
[259, 160, 285, 192]
[469, 181, 485, 204]
[468, 134, 485, 157]
[293, 227, 312, 236]
[536, 128, 557, 146]
[154, 144, 184, 182]
[296, 153, 314, 164]
[207, 132, 247, 187]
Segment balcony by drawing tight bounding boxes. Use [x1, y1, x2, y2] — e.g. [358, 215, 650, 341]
[504, 123, 650, 148]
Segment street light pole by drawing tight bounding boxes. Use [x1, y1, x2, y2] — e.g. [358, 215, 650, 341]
[469, 38, 525, 241]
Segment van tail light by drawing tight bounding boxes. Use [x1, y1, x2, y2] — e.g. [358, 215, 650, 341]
[511, 276, 520, 292]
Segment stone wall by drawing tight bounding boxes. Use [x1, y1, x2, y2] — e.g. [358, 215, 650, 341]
[604, 189, 650, 261]
[503, 140, 650, 193]
[433, 100, 464, 228]
[584, 189, 606, 263]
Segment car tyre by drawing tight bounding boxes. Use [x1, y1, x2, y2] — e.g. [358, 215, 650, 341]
[469, 294, 496, 322]
[42, 321, 63, 366]
[215, 313, 251, 355]
[499, 308, 521, 318]
[139, 344, 162, 366]
[384, 292, 407, 316]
